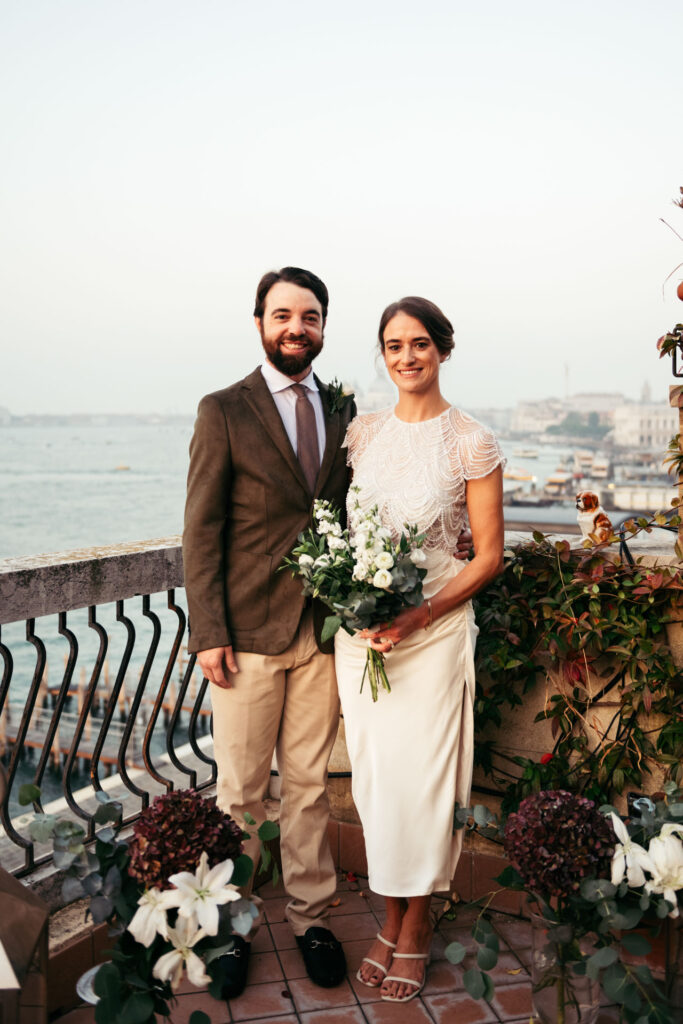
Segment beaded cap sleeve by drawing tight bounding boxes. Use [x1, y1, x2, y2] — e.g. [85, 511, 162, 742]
[343, 407, 505, 552]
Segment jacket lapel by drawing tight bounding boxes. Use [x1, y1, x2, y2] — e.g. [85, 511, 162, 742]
[315, 377, 342, 497]
[241, 368, 310, 495]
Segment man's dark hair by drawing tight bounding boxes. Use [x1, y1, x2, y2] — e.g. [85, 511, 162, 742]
[253, 267, 329, 322]
[378, 296, 455, 358]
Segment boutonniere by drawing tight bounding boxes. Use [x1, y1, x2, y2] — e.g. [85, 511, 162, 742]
[327, 378, 355, 415]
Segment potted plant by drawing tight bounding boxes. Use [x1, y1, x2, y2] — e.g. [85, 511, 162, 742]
[445, 786, 682, 1023]
[21, 785, 279, 1024]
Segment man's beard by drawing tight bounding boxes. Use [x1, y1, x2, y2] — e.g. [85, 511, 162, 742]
[261, 331, 324, 377]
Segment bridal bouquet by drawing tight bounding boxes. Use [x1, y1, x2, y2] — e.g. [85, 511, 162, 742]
[283, 488, 427, 700]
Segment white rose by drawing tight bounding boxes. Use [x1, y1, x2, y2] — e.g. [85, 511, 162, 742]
[298, 554, 314, 568]
[372, 569, 393, 589]
[410, 548, 427, 565]
[375, 551, 394, 570]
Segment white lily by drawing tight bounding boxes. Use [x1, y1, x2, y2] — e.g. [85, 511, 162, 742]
[164, 851, 240, 935]
[644, 828, 683, 918]
[609, 812, 654, 887]
[152, 915, 209, 990]
[127, 887, 173, 947]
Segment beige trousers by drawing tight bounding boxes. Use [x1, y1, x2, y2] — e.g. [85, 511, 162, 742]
[210, 610, 340, 934]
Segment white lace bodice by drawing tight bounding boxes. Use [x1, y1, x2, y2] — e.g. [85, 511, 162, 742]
[343, 407, 505, 553]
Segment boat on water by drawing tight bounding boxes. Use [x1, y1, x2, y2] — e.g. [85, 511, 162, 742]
[512, 447, 539, 458]
[504, 467, 537, 482]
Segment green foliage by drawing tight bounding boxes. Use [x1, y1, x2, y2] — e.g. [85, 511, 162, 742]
[472, 529, 683, 811]
[663, 435, 683, 480]
[546, 410, 609, 439]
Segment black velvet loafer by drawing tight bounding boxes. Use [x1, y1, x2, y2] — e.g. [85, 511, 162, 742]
[219, 934, 251, 1000]
[296, 926, 346, 987]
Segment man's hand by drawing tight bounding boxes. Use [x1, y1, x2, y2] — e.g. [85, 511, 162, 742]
[454, 527, 473, 561]
[197, 645, 239, 688]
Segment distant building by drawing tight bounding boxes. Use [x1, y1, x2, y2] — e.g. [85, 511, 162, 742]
[356, 374, 394, 413]
[564, 392, 626, 424]
[466, 407, 512, 433]
[613, 402, 679, 450]
[510, 399, 564, 435]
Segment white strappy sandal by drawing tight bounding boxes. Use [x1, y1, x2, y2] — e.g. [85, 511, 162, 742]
[356, 932, 397, 987]
[381, 950, 431, 1003]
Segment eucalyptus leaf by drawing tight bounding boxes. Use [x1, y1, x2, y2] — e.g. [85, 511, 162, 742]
[586, 946, 617, 980]
[321, 615, 343, 643]
[232, 910, 255, 935]
[53, 849, 76, 870]
[580, 878, 617, 902]
[463, 966, 487, 1000]
[601, 961, 629, 1003]
[230, 853, 253, 887]
[89, 895, 114, 924]
[257, 819, 280, 842]
[29, 818, 56, 844]
[243, 812, 256, 825]
[18, 783, 41, 806]
[444, 940, 466, 964]
[476, 944, 498, 970]
[62, 876, 86, 902]
[82, 872, 104, 896]
[620, 932, 651, 956]
[473, 804, 494, 827]
[204, 939, 236, 964]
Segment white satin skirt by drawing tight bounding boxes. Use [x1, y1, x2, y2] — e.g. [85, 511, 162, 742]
[334, 554, 478, 897]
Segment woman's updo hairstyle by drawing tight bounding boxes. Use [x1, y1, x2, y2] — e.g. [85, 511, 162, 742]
[378, 296, 455, 359]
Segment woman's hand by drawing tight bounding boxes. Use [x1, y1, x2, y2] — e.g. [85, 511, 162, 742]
[359, 604, 429, 653]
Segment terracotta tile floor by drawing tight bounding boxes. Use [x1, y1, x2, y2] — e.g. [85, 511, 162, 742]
[53, 875, 618, 1023]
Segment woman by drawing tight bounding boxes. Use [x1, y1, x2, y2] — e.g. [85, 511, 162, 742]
[334, 297, 505, 1003]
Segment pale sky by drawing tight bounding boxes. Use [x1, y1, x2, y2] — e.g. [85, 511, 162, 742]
[2, 0, 683, 415]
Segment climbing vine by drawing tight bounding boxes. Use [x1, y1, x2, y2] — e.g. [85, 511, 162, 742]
[472, 522, 683, 814]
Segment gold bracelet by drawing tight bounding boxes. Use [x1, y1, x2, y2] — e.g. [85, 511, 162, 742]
[424, 599, 433, 630]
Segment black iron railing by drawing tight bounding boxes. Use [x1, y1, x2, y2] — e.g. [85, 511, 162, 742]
[0, 539, 215, 878]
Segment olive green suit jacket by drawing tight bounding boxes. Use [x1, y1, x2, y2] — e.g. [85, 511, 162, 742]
[183, 367, 355, 656]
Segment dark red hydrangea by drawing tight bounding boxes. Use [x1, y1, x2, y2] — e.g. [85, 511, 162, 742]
[503, 790, 615, 900]
[126, 789, 244, 889]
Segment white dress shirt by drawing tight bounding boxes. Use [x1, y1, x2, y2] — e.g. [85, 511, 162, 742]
[260, 361, 326, 463]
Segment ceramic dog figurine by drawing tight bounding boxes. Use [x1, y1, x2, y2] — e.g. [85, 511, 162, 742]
[576, 490, 613, 544]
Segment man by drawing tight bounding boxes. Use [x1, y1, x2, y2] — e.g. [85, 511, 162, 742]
[183, 267, 354, 997]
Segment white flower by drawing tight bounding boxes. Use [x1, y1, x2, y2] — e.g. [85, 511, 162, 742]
[410, 548, 427, 565]
[152, 915, 209, 990]
[329, 522, 343, 537]
[127, 887, 173, 947]
[317, 520, 333, 534]
[373, 569, 393, 589]
[609, 813, 654, 888]
[327, 535, 347, 551]
[164, 851, 240, 935]
[314, 504, 331, 520]
[298, 554, 314, 568]
[375, 552, 394, 571]
[314, 554, 331, 569]
[644, 827, 683, 917]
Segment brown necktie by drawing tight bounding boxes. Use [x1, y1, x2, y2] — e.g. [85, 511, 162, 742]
[292, 383, 320, 492]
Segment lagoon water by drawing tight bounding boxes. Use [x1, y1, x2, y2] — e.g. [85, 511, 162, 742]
[0, 422, 194, 560]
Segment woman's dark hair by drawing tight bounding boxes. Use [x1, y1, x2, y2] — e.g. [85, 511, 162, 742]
[378, 296, 454, 358]
[253, 266, 329, 322]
